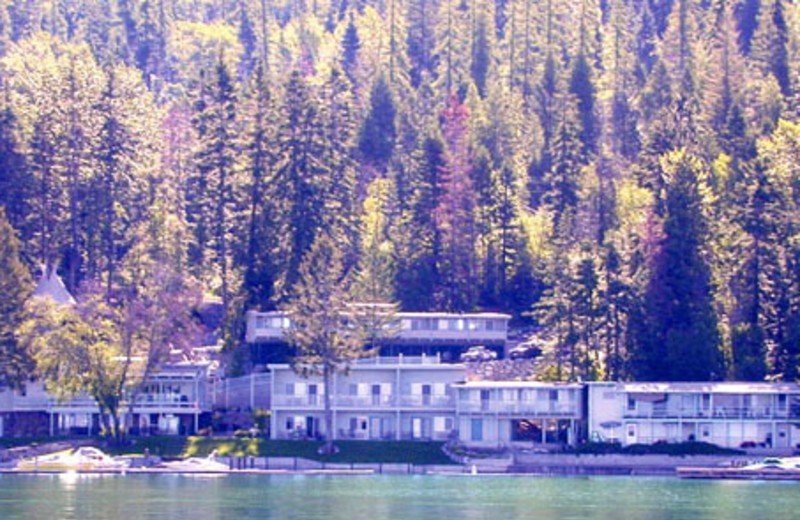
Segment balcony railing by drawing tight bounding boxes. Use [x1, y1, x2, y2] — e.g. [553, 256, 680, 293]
[271, 393, 455, 409]
[623, 406, 800, 420]
[399, 395, 454, 408]
[458, 401, 579, 416]
[8, 396, 209, 412]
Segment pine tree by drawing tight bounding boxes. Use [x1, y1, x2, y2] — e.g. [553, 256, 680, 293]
[341, 14, 360, 82]
[284, 230, 368, 454]
[633, 150, 723, 381]
[238, 0, 257, 80]
[0, 89, 28, 235]
[435, 94, 477, 311]
[274, 71, 330, 296]
[470, 11, 490, 97]
[407, 0, 438, 88]
[395, 133, 446, 310]
[750, 0, 791, 97]
[0, 209, 32, 388]
[543, 93, 583, 229]
[191, 55, 240, 322]
[241, 62, 278, 309]
[359, 75, 397, 170]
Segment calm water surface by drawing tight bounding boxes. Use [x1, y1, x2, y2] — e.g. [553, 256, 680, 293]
[1, 474, 798, 519]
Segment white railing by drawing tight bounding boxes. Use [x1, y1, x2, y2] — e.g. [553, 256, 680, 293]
[271, 393, 455, 409]
[624, 406, 800, 420]
[399, 395, 454, 408]
[458, 401, 579, 415]
[335, 395, 395, 407]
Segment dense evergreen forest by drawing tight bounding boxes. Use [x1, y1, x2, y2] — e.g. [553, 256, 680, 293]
[0, 0, 799, 384]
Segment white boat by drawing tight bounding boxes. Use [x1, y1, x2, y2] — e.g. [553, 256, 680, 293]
[16, 447, 131, 472]
[741, 457, 800, 471]
[160, 452, 229, 473]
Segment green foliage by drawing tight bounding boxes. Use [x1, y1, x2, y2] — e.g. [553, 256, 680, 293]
[358, 74, 396, 168]
[632, 151, 724, 381]
[0, 209, 32, 388]
[1, 0, 800, 383]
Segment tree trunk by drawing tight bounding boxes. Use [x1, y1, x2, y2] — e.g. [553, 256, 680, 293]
[322, 364, 335, 454]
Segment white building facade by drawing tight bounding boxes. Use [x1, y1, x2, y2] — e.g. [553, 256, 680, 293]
[588, 382, 800, 450]
[454, 382, 584, 448]
[0, 363, 213, 437]
[268, 356, 465, 441]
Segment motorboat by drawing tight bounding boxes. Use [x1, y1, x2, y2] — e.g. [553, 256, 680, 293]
[15, 447, 131, 472]
[677, 457, 800, 480]
[740, 456, 800, 471]
[159, 451, 229, 473]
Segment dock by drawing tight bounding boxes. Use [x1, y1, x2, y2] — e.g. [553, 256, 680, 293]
[677, 467, 800, 480]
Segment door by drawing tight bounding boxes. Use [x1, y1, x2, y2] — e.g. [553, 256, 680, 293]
[481, 390, 490, 412]
[422, 385, 432, 406]
[369, 417, 383, 439]
[412, 417, 422, 439]
[371, 385, 381, 406]
[777, 424, 791, 448]
[306, 416, 316, 438]
[308, 384, 318, 406]
[626, 423, 638, 445]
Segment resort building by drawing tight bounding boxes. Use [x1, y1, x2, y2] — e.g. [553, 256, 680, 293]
[247, 309, 511, 363]
[268, 356, 465, 441]
[0, 362, 214, 437]
[453, 381, 585, 448]
[588, 382, 800, 450]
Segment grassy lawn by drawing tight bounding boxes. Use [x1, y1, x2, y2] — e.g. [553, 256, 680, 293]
[0, 436, 78, 449]
[109, 437, 455, 464]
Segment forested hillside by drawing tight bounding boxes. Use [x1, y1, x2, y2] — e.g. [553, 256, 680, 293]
[0, 0, 799, 383]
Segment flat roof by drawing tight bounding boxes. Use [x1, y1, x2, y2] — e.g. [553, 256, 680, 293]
[268, 361, 466, 370]
[453, 381, 584, 389]
[617, 382, 800, 394]
[248, 310, 511, 319]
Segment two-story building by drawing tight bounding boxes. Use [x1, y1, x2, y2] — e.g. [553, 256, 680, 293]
[588, 382, 800, 450]
[268, 355, 465, 441]
[453, 381, 585, 448]
[247, 310, 511, 363]
[0, 362, 214, 437]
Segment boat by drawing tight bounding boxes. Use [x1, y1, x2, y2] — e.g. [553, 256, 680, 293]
[677, 457, 800, 480]
[159, 451, 229, 473]
[15, 447, 131, 472]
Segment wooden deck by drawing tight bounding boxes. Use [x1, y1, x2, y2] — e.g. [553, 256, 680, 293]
[677, 467, 800, 480]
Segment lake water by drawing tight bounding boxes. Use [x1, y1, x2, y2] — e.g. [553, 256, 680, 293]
[1, 474, 799, 519]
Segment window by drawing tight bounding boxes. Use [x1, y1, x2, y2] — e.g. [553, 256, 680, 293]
[778, 394, 788, 411]
[627, 396, 636, 411]
[485, 320, 494, 331]
[549, 390, 558, 402]
[471, 419, 483, 442]
[286, 417, 294, 431]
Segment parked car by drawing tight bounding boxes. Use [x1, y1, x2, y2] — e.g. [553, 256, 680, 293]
[460, 345, 498, 362]
[508, 341, 542, 360]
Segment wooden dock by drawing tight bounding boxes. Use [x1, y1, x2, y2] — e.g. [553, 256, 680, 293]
[677, 467, 800, 480]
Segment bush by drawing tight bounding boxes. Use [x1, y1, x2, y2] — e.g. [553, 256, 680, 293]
[568, 441, 743, 456]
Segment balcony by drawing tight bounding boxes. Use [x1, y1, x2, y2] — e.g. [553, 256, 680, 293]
[458, 401, 579, 416]
[335, 395, 396, 408]
[271, 393, 456, 409]
[623, 406, 800, 420]
[398, 395, 455, 408]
